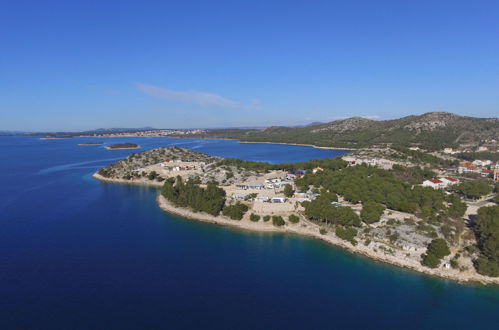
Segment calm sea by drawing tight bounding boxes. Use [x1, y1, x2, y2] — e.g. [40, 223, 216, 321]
[0, 136, 498, 330]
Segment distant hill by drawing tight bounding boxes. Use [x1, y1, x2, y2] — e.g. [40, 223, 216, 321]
[190, 112, 499, 150]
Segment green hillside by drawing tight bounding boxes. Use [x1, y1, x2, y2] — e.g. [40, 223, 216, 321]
[191, 112, 498, 150]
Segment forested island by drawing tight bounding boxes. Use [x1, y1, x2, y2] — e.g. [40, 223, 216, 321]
[105, 143, 140, 150]
[94, 146, 499, 284]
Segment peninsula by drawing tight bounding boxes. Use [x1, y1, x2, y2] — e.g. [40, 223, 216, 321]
[94, 146, 499, 284]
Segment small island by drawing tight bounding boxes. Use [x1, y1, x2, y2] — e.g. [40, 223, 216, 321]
[78, 142, 104, 146]
[94, 146, 499, 284]
[105, 143, 140, 150]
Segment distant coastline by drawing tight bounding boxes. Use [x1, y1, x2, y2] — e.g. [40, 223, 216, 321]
[93, 171, 499, 286]
[78, 142, 104, 146]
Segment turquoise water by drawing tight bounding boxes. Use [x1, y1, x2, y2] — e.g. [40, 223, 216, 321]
[0, 136, 498, 329]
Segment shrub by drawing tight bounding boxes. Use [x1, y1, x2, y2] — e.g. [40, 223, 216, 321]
[222, 202, 249, 220]
[427, 238, 451, 259]
[250, 213, 260, 222]
[272, 216, 285, 226]
[335, 226, 358, 245]
[421, 253, 441, 268]
[283, 184, 295, 197]
[320, 228, 327, 235]
[288, 214, 300, 224]
[263, 215, 271, 222]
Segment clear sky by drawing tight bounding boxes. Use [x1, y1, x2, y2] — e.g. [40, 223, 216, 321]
[1, 0, 498, 131]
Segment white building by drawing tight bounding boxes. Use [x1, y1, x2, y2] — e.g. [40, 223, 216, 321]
[422, 179, 446, 189]
[439, 177, 459, 187]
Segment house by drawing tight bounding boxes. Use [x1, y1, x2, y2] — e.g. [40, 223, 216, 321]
[440, 177, 459, 187]
[422, 179, 446, 189]
[443, 148, 460, 154]
[477, 146, 489, 152]
[236, 184, 249, 190]
[247, 183, 264, 190]
[458, 162, 481, 174]
[312, 167, 324, 174]
[271, 197, 287, 203]
[409, 147, 420, 151]
[255, 196, 270, 202]
[481, 169, 493, 178]
[331, 201, 346, 207]
[232, 193, 248, 200]
[342, 156, 357, 165]
[275, 181, 292, 188]
[473, 160, 492, 167]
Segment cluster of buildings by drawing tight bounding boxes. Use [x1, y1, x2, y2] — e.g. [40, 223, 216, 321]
[92, 129, 207, 138]
[264, 178, 293, 189]
[458, 161, 499, 180]
[231, 194, 287, 203]
[422, 177, 459, 189]
[342, 156, 397, 170]
[159, 159, 201, 172]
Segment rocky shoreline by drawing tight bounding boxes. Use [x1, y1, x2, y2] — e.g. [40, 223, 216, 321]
[93, 173, 499, 285]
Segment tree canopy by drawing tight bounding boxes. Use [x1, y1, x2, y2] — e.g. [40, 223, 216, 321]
[474, 205, 499, 277]
[161, 177, 226, 216]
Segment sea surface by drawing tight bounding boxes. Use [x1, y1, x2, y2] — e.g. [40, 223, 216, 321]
[1, 136, 498, 330]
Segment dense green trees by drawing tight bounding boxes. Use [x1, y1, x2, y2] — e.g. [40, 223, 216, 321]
[216, 157, 347, 172]
[452, 181, 492, 199]
[360, 201, 385, 224]
[421, 238, 451, 268]
[456, 152, 499, 163]
[303, 194, 361, 227]
[446, 194, 467, 218]
[161, 177, 226, 216]
[391, 165, 436, 184]
[222, 202, 249, 220]
[298, 165, 451, 218]
[474, 205, 499, 277]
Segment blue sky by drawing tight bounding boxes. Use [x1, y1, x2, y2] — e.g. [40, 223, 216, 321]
[1, 0, 498, 131]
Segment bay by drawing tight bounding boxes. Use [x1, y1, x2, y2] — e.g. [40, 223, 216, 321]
[0, 136, 498, 329]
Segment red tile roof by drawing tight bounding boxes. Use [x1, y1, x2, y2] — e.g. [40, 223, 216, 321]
[445, 177, 457, 182]
[430, 179, 443, 184]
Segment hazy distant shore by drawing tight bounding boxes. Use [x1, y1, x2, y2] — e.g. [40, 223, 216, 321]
[93, 173, 499, 285]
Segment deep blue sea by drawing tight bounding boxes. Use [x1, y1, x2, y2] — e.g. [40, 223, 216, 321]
[1, 136, 498, 330]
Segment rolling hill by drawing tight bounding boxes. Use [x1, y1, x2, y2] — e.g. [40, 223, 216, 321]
[192, 112, 498, 150]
